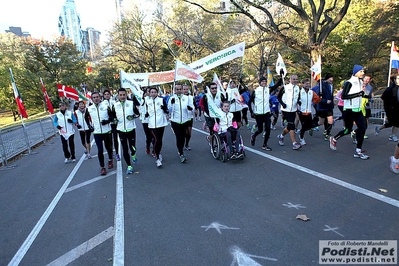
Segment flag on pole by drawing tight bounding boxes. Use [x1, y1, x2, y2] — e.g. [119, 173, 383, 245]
[40, 78, 54, 114]
[390, 42, 399, 69]
[267, 67, 275, 86]
[212, 73, 226, 98]
[175, 60, 204, 83]
[56, 84, 79, 101]
[275, 53, 287, 77]
[119, 70, 144, 104]
[310, 55, 322, 81]
[9, 68, 28, 118]
[76, 88, 89, 101]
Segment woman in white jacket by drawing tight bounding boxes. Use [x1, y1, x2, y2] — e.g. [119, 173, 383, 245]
[145, 87, 169, 167]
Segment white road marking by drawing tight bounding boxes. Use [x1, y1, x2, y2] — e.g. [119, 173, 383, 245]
[64, 170, 116, 193]
[113, 141, 124, 266]
[230, 246, 277, 265]
[8, 153, 86, 266]
[324, 225, 345, 237]
[192, 128, 399, 208]
[282, 202, 306, 209]
[46, 227, 115, 266]
[201, 222, 240, 234]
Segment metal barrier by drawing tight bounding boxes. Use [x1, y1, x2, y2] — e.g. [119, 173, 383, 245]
[0, 116, 57, 167]
[369, 96, 385, 123]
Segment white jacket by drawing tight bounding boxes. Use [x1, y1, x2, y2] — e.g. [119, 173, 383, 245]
[280, 83, 300, 112]
[168, 94, 193, 124]
[253, 86, 271, 114]
[139, 96, 150, 123]
[219, 112, 234, 133]
[55, 110, 75, 139]
[75, 109, 90, 131]
[147, 97, 168, 129]
[298, 89, 314, 114]
[344, 76, 363, 109]
[87, 102, 111, 134]
[114, 100, 136, 132]
[227, 88, 244, 112]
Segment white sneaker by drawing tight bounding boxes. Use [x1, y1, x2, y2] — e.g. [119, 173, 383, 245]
[292, 142, 302, 150]
[64, 158, 69, 164]
[159, 154, 163, 162]
[156, 159, 162, 167]
[390, 156, 399, 173]
[389, 135, 398, 142]
[277, 134, 284, 146]
[299, 138, 306, 146]
[354, 151, 369, 160]
[329, 136, 337, 151]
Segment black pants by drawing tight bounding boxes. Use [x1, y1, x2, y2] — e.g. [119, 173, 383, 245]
[111, 123, 119, 154]
[241, 108, 248, 125]
[171, 121, 189, 156]
[79, 130, 91, 147]
[118, 130, 136, 166]
[334, 109, 366, 149]
[299, 113, 313, 139]
[60, 135, 75, 159]
[142, 123, 153, 150]
[150, 127, 165, 160]
[254, 113, 271, 145]
[94, 133, 113, 167]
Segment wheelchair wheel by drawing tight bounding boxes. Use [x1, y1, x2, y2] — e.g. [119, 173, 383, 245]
[219, 146, 228, 162]
[210, 134, 221, 159]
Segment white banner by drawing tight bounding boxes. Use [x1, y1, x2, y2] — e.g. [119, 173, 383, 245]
[120, 42, 246, 87]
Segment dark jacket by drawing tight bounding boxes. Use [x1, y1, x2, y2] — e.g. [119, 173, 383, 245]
[312, 80, 334, 111]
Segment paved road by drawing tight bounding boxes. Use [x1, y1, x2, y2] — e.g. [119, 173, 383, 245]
[0, 118, 398, 266]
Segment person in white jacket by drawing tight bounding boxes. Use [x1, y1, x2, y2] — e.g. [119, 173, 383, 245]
[113, 88, 140, 174]
[145, 87, 169, 167]
[168, 83, 194, 163]
[329, 65, 369, 159]
[139, 88, 154, 155]
[87, 92, 114, 175]
[54, 102, 77, 163]
[218, 101, 242, 159]
[277, 74, 302, 150]
[74, 101, 92, 159]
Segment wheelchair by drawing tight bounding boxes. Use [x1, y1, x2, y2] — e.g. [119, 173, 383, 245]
[210, 131, 246, 162]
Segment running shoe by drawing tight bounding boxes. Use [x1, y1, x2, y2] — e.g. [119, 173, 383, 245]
[87, 154, 92, 159]
[64, 158, 70, 164]
[353, 138, 358, 144]
[101, 167, 107, 176]
[374, 126, 380, 136]
[262, 132, 265, 138]
[246, 124, 251, 130]
[156, 159, 162, 167]
[295, 128, 300, 134]
[159, 154, 163, 162]
[262, 145, 272, 151]
[131, 154, 138, 164]
[324, 134, 330, 141]
[292, 142, 302, 150]
[271, 125, 276, 130]
[354, 151, 369, 160]
[145, 149, 150, 155]
[115, 154, 121, 161]
[389, 135, 398, 142]
[250, 134, 256, 146]
[389, 156, 399, 174]
[323, 130, 327, 135]
[350, 130, 356, 139]
[299, 139, 306, 146]
[151, 150, 156, 157]
[313, 127, 319, 131]
[364, 135, 368, 139]
[329, 136, 337, 151]
[84, 149, 88, 154]
[71, 158, 76, 163]
[126, 165, 133, 174]
[108, 160, 114, 169]
[308, 129, 313, 136]
[184, 146, 192, 151]
[277, 134, 284, 146]
[180, 155, 187, 163]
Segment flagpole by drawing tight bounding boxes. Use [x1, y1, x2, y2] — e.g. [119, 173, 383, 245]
[173, 60, 178, 95]
[388, 41, 394, 87]
[239, 54, 245, 80]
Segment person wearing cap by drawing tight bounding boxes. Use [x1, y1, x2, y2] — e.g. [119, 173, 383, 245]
[249, 76, 283, 150]
[311, 73, 335, 141]
[329, 65, 369, 159]
[277, 74, 302, 150]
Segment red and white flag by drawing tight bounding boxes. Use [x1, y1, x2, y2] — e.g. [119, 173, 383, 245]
[9, 68, 28, 118]
[56, 84, 79, 101]
[311, 55, 322, 81]
[175, 60, 204, 83]
[40, 78, 54, 114]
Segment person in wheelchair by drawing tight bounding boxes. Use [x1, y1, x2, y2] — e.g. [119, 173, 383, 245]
[218, 101, 243, 159]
